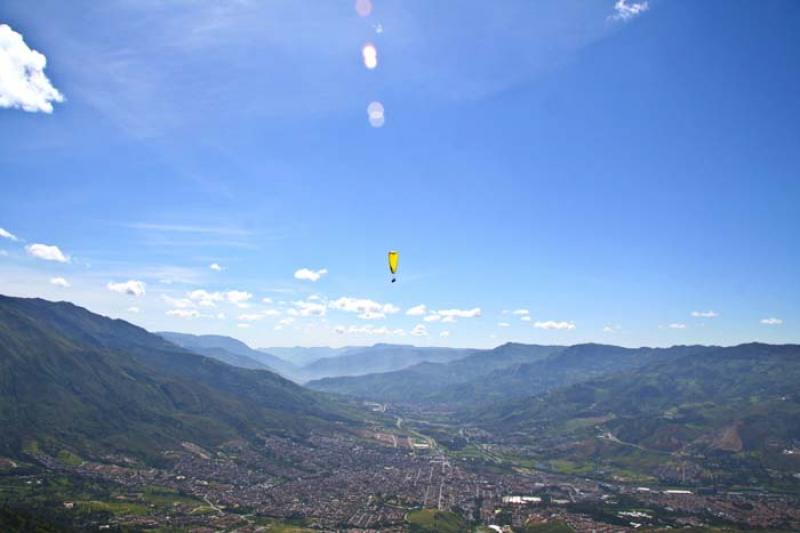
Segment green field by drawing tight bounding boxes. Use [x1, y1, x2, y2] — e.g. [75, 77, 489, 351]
[407, 508, 467, 533]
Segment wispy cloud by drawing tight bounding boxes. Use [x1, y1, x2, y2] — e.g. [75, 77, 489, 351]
[406, 304, 427, 316]
[329, 297, 399, 320]
[209, 262, 224, 271]
[167, 309, 200, 319]
[289, 299, 327, 317]
[0, 227, 18, 241]
[419, 307, 482, 324]
[126, 222, 252, 236]
[0, 24, 64, 113]
[691, 310, 718, 318]
[609, 0, 649, 22]
[534, 320, 576, 330]
[760, 317, 783, 325]
[411, 324, 428, 336]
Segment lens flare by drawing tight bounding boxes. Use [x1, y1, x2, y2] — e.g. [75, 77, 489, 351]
[367, 101, 385, 128]
[355, 0, 372, 17]
[362, 42, 378, 70]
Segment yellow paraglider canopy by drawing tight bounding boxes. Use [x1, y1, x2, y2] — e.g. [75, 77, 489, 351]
[388, 250, 399, 283]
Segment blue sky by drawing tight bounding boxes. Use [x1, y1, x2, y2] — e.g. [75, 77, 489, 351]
[1, 0, 798, 349]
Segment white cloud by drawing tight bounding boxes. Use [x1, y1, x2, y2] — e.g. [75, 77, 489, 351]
[602, 324, 621, 333]
[411, 324, 428, 336]
[188, 289, 223, 307]
[107, 280, 146, 297]
[26, 243, 69, 263]
[419, 307, 481, 324]
[440, 330, 451, 338]
[278, 317, 295, 326]
[294, 267, 328, 282]
[237, 323, 251, 329]
[237, 313, 265, 322]
[162, 295, 194, 309]
[261, 308, 281, 317]
[534, 320, 576, 330]
[167, 309, 200, 319]
[341, 324, 406, 336]
[209, 262, 224, 271]
[0, 24, 64, 113]
[49, 276, 70, 288]
[667, 323, 687, 329]
[261, 296, 273, 304]
[406, 304, 427, 316]
[691, 310, 718, 318]
[291, 300, 327, 317]
[609, 0, 649, 22]
[358, 311, 386, 320]
[437, 307, 481, 319]
[0, 227, 18, 241]
[520, 315, 532, 322]
[761, 317, 783, 325]
[498, 322, 510, 328]
[329, 297, 399, 320]
[187, 289, 251, 307]
[127, 306, 140, 313]
[512, 309, 530, 316]
[225, 290, 252, 306]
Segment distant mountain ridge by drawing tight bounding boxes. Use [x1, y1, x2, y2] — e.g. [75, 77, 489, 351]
[258, 345, 357, 367]
[307, 343, 710, 407]
[157, 331, 297, 375]
[298, 344, 479, 382]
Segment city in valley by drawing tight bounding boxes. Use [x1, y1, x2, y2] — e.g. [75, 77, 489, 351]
[5, 399, 800, 532]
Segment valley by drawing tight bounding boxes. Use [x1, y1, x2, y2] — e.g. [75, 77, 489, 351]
[1, 296, 799, 531]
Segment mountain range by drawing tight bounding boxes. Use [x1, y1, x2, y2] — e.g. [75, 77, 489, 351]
[3, 293, 799, 493]
[0, 295, 355, 463]
[477, 343, 800, 487]
[307, 343, 707, 406]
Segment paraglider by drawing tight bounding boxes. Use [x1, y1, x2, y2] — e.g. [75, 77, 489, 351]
[388, 250, 398, 283]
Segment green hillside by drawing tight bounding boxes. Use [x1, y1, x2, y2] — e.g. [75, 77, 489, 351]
[309, 343, 706, 408]
[0, 295, 358, 463]
[480, 343, 800, 487]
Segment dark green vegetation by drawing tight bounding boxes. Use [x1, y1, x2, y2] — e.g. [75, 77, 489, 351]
[0, 471, 194, 531]
[406, 509, 467, 533]
[480, 343, 800, 487]
[0, 295, 357, 463]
